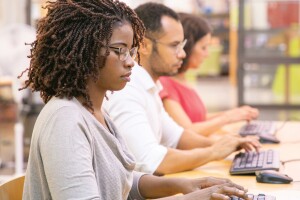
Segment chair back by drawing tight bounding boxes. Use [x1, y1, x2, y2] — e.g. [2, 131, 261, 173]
[0, 175, 25, 200]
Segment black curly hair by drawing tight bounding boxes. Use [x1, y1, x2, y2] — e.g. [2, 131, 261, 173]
[178, 13, 212, 73]
[19, 0, 145, 110]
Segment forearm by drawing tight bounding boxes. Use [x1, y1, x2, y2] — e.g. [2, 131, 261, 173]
[207, 106, 259, 124]
[139, 174, 248, 200]
[175, 187, 212, 200]
[169, 187, 216, 200]
[138, 175, 188, 199]
[176, 129, 213, 150]
[138, 175, 223, 200]
[206, 111, 224, 120]
[154, 184, 247, 200]
[189, 115, 229, 136]
[155, 147, 217, 175]
[153, 189, 213, 200]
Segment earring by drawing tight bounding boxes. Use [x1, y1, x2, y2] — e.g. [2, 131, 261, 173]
[105, 91, 114, 101]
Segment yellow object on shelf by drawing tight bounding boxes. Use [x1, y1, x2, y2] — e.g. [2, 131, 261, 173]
[184, 44, 223, 84]
[272, 64, 300, 95]
[197, 44, 223, 76]
[272, 34, 300, 99]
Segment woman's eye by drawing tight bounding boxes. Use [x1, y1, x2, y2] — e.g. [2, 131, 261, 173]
[113, 49, 121, 55]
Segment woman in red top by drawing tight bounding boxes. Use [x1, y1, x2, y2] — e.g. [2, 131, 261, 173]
[159, 13, 259, 136]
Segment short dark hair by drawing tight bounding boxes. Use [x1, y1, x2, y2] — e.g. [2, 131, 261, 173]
[134, 2, 179, 37]
[179, 13, 212, 73]
[20, 0, 145, 110]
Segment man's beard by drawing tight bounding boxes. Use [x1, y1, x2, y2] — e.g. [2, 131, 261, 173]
[149, 48, 179, 77]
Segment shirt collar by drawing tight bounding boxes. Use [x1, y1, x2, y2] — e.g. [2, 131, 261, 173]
[133, 62, 162, 93]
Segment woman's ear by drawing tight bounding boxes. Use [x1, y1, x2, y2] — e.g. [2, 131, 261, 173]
[139, 38, 153, 56]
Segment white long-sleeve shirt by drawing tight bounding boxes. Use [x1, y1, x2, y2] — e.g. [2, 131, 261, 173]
[104, 64, 183, 174]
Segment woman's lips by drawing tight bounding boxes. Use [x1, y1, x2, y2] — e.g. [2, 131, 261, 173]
[121, 72, 131, 82]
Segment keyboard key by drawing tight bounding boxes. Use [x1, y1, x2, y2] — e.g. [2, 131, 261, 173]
[257, 194, 266, 200]
[231, 194, 276, 200]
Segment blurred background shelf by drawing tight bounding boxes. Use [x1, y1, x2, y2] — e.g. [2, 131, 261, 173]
[236, 0, 300, 109]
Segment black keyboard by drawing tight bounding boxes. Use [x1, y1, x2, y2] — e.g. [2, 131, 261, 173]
[230, 150, 280, 175]
[231, 194, 276, 200]
[239, 121, 276, 136]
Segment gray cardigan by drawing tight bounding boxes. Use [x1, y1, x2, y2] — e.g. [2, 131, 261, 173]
[23, 97, 145, 200]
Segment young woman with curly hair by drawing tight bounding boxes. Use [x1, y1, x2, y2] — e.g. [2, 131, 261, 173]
[21, 1, 248, 199]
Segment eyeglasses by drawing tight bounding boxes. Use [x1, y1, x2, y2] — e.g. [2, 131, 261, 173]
[108, 46, 138, 61]
[147, 37, 187, 55]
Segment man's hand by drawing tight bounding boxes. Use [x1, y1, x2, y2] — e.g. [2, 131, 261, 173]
[211, 135, 261, 160]
[238, 136, 261, 152]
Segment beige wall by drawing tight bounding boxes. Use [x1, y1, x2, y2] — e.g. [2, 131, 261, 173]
[0, 0, 201, 28]
[121, 0, 163, 9]
[0, 0, 27, 28]
[121, 0, 197, 13]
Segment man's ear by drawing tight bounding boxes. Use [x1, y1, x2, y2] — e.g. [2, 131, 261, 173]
[139, 38, 153, 56]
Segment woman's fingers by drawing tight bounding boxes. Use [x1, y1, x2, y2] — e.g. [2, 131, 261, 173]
[211, 185, 249, 200]
[211, 193, 230, 200]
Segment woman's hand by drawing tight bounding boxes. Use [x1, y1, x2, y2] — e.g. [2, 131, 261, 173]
[208, 183, 249, 200]
[224, 106, 259, 124]
[179, 181, 249, 200]
[139, 175, 249, 200]
[179, 177, 244, 194]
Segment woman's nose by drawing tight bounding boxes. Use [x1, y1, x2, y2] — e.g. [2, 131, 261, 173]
[124, 55, 135, 68]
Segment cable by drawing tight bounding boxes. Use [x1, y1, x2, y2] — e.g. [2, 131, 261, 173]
[281, 159, 300, 165]
[280, 159, 300, 182]
[281, 140, 300, 144]
[272, 120, 300, 144]
[274, 120, 288, 136]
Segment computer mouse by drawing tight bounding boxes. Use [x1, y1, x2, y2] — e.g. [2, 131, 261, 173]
[256, 170, 293, 184]
[259, 133, 280, 144]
